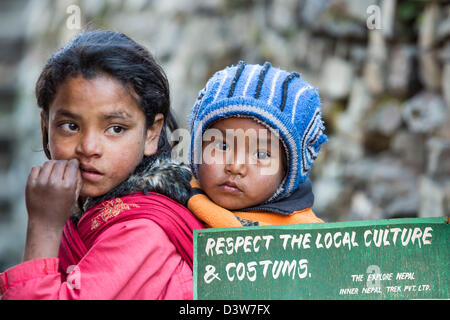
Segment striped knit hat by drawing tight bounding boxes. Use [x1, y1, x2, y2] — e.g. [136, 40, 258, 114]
[189, 61, 327, 202]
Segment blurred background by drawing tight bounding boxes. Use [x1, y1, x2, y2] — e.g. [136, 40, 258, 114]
[0, 0, 449, 270]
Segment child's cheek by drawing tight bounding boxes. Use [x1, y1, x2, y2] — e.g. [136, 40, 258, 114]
[259, 158, 284, 178]
[249, 166, 284, 199]
[198, 163, 220, 187]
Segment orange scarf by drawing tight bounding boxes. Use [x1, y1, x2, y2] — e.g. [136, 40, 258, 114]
[187, 179, 323, 228]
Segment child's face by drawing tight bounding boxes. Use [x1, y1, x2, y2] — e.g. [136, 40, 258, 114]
[42, 75, 163, 198]
[198, 117, 285, 210]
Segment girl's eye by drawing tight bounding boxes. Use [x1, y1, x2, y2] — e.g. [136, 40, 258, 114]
[255, 151, 270, 160]
[60, 122, 79, 132]
[107, 126, 126, 135]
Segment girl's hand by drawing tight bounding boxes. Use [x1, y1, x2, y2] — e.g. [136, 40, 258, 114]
[26, 159, 82, 228]
[23, 159, 82, 261]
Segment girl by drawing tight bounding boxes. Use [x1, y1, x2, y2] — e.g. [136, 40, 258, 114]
[0, 30, 203, 299]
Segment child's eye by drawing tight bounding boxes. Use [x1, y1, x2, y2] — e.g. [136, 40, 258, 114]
[107, 125, 126, 135]
[255, 151, 270, 160]
[213, 140, 229, 151]
[60, 122, 79, 132]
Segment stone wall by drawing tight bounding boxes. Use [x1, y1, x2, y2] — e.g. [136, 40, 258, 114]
[0, 0, 449, 270]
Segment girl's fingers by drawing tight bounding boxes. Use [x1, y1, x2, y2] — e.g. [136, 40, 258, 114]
[28, 166, 41, 183]
[37, 160, 56, 183]
[49, 160, 67, 183]
[63, 159, 80, 186]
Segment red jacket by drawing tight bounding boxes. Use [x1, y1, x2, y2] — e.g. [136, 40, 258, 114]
[0, 192, 204, 300]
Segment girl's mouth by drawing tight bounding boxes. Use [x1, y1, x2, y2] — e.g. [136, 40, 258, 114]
[80, 165, 103, 182]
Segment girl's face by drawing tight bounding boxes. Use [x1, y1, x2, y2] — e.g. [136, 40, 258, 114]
[43, 75, 163, 198]
[198, 117, 285, 210]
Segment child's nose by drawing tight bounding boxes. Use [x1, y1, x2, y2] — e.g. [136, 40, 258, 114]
[225, 151, 247, 176]
[76, 131, 102, 157]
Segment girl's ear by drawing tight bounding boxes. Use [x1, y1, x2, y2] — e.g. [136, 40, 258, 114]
[144, 113, 165, 156]
[40, 111, 52, 159]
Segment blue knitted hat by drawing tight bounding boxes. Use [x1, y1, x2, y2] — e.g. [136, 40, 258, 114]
[189, 61, 327, 202]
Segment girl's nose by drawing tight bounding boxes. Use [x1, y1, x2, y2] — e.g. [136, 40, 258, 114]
[75, 131, 102, 158]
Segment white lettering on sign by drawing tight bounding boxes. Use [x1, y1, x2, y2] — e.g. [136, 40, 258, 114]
[201, 225, 437, 290]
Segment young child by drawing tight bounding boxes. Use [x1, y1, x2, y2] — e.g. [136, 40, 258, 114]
[0, 30, 203, 300]
[187, 61, 327, 227]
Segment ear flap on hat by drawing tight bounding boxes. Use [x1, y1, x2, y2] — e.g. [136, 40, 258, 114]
[300, 108, 327, 178]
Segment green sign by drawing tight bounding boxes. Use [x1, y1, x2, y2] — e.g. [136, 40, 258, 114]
[193, 217, 449, 299]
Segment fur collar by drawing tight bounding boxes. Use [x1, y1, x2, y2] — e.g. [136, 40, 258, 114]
[72, 156, 192, 224]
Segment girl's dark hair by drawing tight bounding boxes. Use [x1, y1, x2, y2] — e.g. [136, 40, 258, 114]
[35, 30, 177, 165]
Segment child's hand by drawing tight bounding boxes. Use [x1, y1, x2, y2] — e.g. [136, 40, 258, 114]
[25, 159, 82, 230]
[23, 159, 82, 261]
